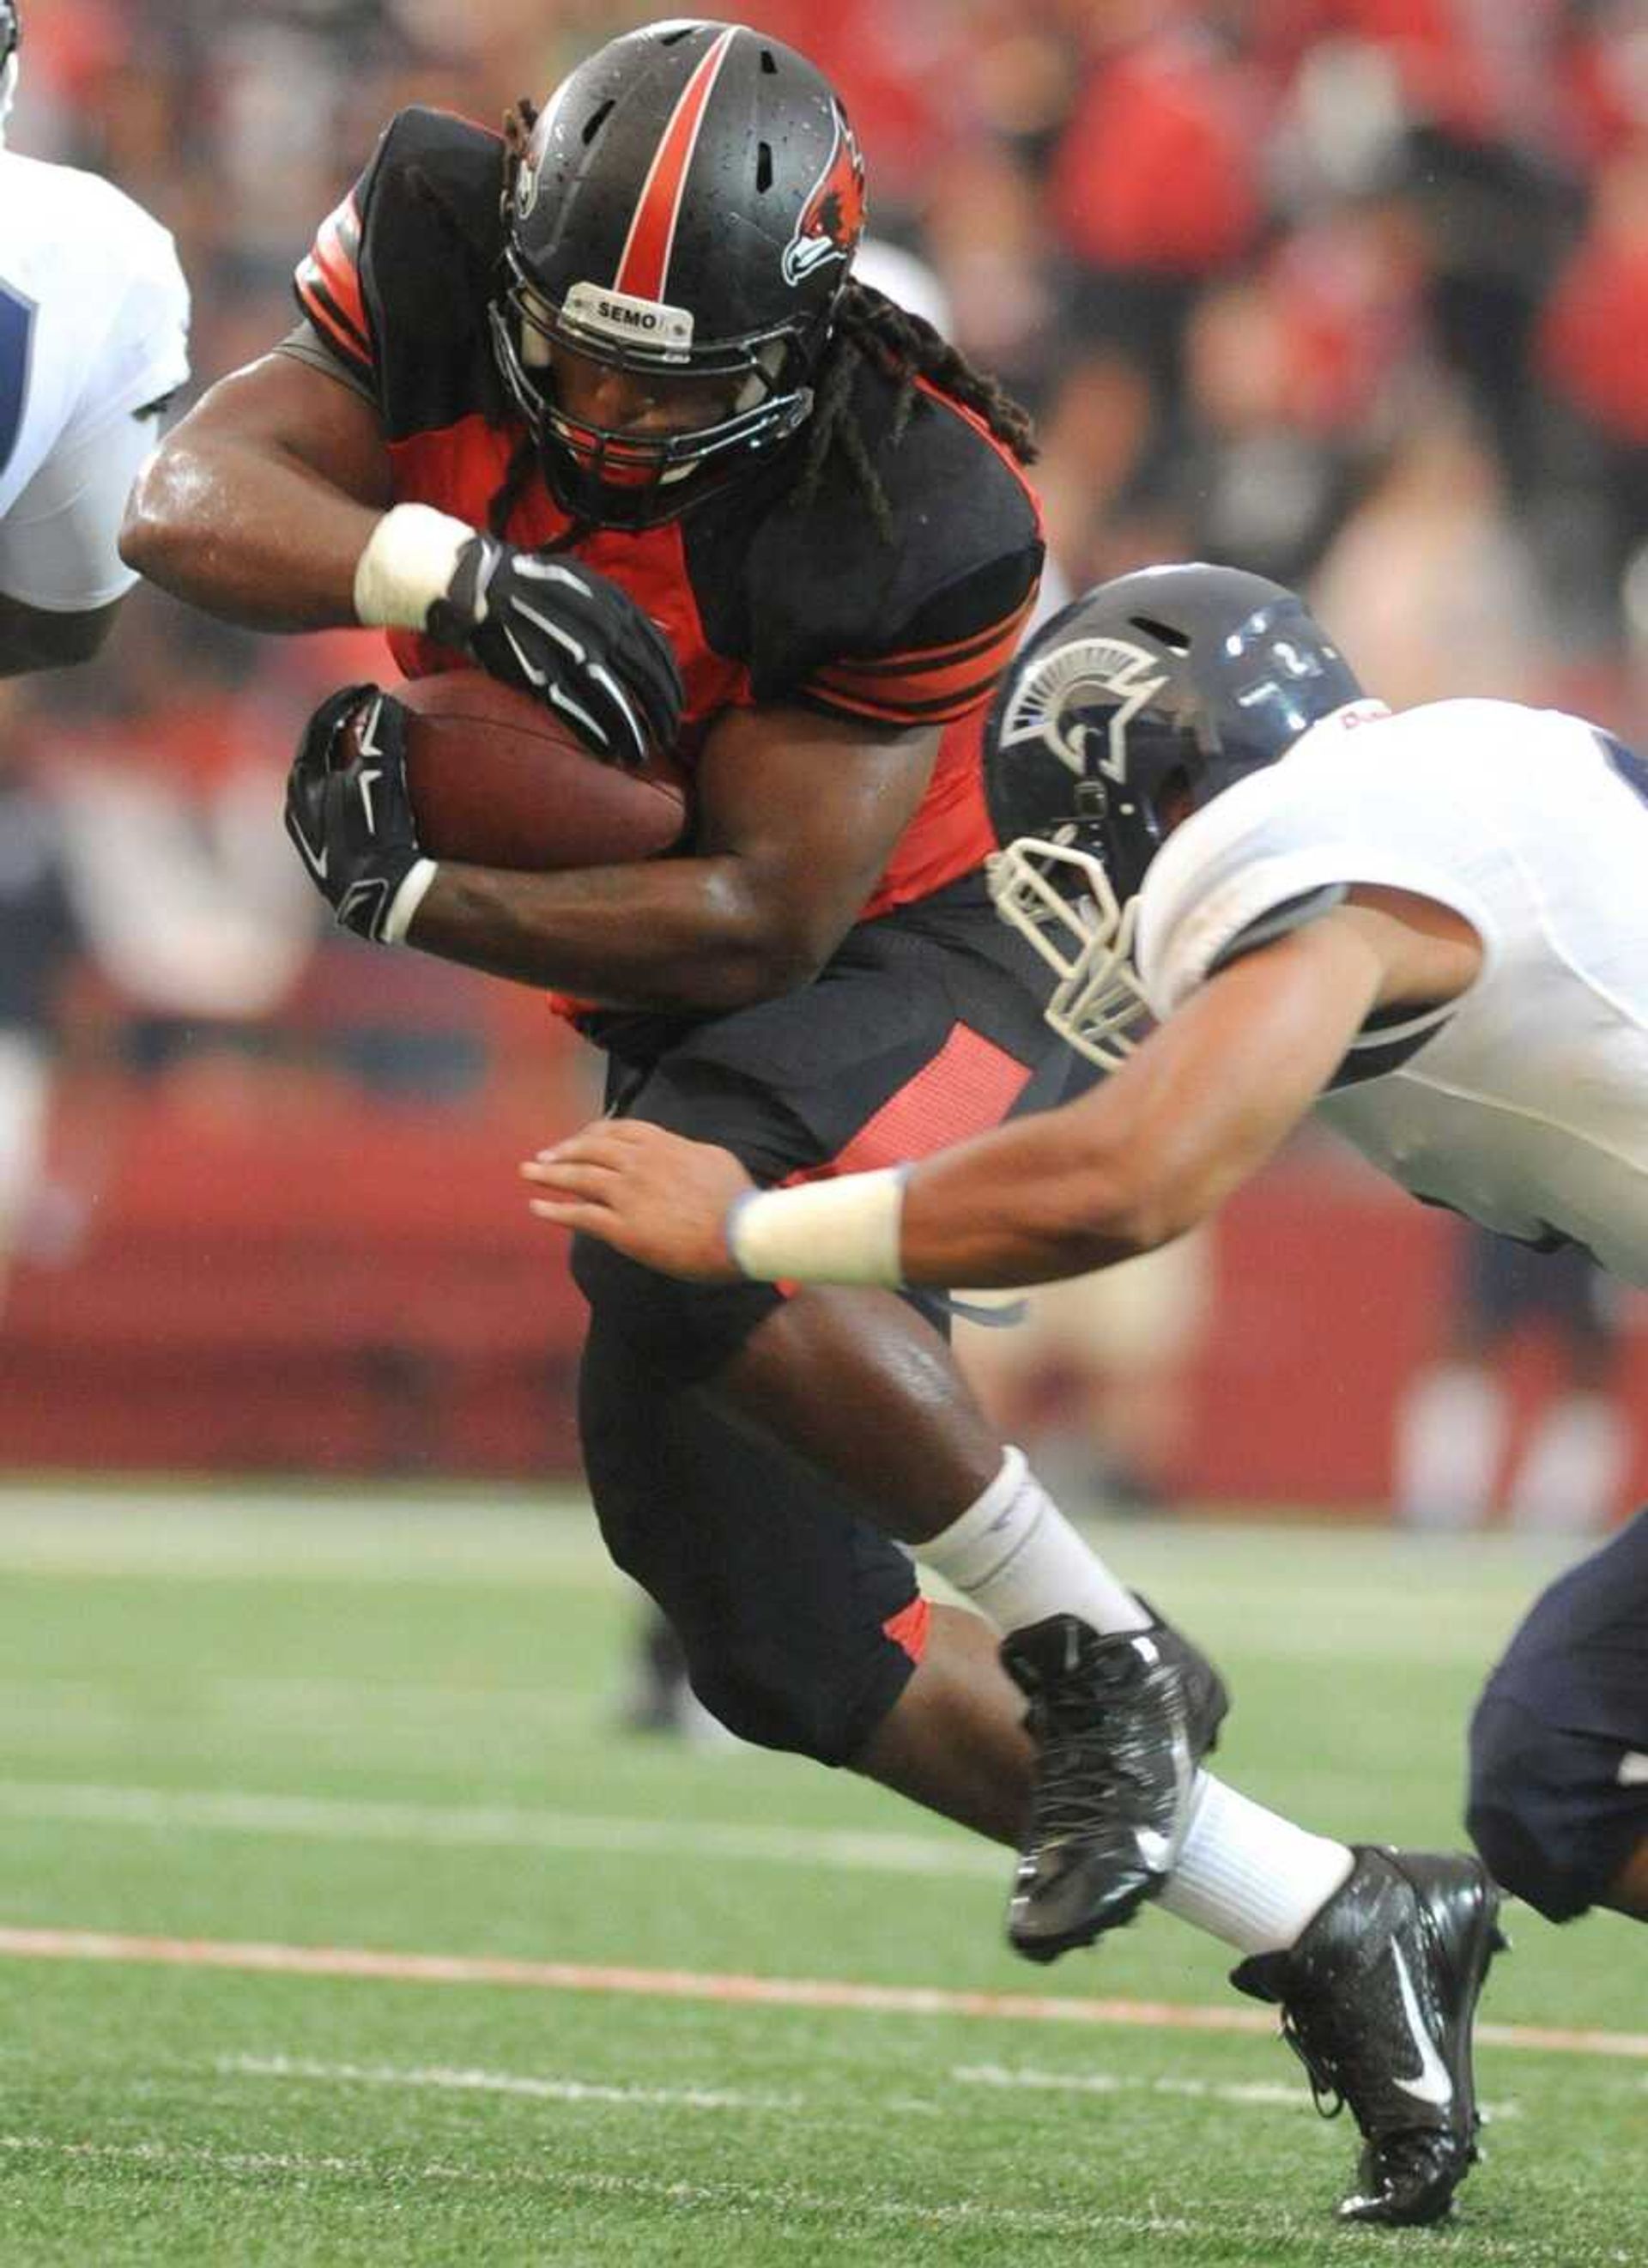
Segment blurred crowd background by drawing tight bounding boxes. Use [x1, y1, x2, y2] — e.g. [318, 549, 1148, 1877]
[3, 0, 1647, 1519]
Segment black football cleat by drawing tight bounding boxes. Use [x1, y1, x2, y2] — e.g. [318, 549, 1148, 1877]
[1000, 1611, 1223, 1963]
[1130, 1594, 1229, 1758]
[1232, 1846, 1507, 2227]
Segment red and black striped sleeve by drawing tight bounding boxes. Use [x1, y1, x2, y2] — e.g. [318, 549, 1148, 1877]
[294, 184, 374, 386]
[804, 582, 1040, 728]
[736, 373, 1045, 733]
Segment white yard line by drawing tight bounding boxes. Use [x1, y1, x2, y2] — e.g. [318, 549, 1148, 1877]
[0, 1780, 997, 1877]
[954, 2061, 1318, 2109]
[215, 2052, 799, 2112]
[1, 1924, 1643, 2063]
[213, 2047, 1313, 2118]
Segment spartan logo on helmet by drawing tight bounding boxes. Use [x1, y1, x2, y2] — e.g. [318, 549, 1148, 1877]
[996, 637, 1170, 788]
[780, 104, 866, 289]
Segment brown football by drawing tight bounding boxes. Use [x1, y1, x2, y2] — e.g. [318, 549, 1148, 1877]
[396, 670, 688, 870]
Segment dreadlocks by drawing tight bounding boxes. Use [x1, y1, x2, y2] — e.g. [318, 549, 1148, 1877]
[788, 281, 1039, 543]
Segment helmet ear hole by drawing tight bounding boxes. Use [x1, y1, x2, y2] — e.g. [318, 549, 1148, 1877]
[1130, 616, 1191, 654]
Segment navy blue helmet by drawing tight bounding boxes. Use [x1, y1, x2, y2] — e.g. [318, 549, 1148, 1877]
[985, 563, 1367, 1064]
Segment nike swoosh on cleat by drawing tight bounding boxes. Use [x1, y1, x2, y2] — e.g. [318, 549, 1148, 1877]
[1390, 1940, 1454, 2109]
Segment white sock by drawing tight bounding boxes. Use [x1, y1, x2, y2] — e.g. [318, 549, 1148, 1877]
[1392, 1362, 1505, 1531]
[1508, 1392, 1629, 1536]
[918, 1447, 1149, 1637]
[1157, 1774, 1355, 1956]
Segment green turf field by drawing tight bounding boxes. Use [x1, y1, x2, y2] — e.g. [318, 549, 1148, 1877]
[0, 1483, 1638, 2267]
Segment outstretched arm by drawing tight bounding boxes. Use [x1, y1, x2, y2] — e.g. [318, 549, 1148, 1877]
[524, 890, 1477, 1283]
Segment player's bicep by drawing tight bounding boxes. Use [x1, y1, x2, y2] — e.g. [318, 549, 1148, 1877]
[148, 348, 393, 511]
[694, 703, 940, 958]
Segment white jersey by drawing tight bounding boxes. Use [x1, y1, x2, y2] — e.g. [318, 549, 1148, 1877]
[1135, 697, 1648, 1285]
[0, 151, 189, 609]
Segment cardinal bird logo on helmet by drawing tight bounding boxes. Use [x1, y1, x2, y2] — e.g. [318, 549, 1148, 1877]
[781, 105, 866, 288]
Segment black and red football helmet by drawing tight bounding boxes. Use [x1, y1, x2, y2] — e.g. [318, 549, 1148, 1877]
[491, 20, 866, 528]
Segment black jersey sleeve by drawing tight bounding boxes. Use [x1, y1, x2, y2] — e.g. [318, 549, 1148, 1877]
[293, 107, 503, 428]
[737, 375, 1044, 730]
[294, 161, 376, 387]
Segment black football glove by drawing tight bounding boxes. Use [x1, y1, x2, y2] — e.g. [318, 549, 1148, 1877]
[285, 682, 434, 944]
[426, 537, 682, 770]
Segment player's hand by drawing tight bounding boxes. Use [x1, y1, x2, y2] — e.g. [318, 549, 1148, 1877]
[521, 1122, 754, 1280]
[427, 537, 683, 769]
[286, 682, 434, 944]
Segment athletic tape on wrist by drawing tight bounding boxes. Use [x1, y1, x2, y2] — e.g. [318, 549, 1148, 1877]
[725, 1167, 910, 1286]
[353, 505, 476, 632]
[382, 858, 439, 946]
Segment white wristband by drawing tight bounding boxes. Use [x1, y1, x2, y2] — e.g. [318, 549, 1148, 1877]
[382, 857, 439, 945]
[353, 504, 476, 631]
[726, 1167, 910, 1286]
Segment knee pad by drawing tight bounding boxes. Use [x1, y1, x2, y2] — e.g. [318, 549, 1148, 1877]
[570, 1229, 783, 1385]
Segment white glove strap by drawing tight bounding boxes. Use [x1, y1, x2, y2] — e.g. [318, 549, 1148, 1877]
[725, 1167, 910, 1286]
[382, 857, 439, 946]
[353, 505, 475, 631]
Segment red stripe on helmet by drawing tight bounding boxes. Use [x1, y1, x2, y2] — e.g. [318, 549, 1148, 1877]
[612, 25, 739, 304]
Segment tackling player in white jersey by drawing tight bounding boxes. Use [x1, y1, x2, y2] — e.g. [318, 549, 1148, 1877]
[528, 561, 1648, 1944]
[0, 2, 189, 676]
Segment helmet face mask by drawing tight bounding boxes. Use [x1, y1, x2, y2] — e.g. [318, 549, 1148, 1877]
[488, 261, 818, 528]
[989, 832, 1151, 1070]
[985, 563, 1370, 1068]
[494, 21, 864, 530]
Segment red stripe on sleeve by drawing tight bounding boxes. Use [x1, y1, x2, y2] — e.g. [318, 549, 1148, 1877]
[613, 27, 739, 302]
[807, 594, 1038, 725]
[297, 193, 370, 365]
[804, 599, 1036, 726]
[826, 593, 1038, 682]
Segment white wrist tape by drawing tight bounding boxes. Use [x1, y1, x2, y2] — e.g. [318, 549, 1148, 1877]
[382, 858, 439, 946]
[726, 1167, 909, 1287]
[353, 505, 475, 631]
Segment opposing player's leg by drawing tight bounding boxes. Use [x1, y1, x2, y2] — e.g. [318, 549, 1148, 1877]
[1467, 1505, 1648, 1925]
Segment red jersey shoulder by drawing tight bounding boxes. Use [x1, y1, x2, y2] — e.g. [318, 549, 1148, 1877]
[294, 106, 503, 437]
[725, 364, 1045, 731]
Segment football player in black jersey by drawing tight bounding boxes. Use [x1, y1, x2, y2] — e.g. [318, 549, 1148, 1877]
[123, 26, 1486, 2226]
